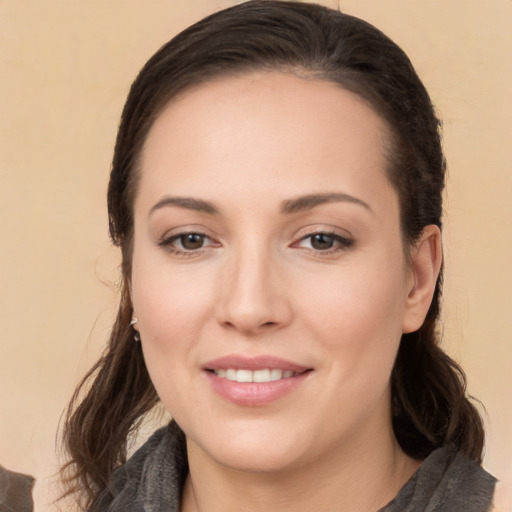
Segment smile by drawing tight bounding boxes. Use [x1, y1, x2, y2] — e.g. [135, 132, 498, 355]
[203, 356, 312, 406]
[213, 368, 298, 383]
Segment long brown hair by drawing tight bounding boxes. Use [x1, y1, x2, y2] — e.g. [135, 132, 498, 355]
[61, 1, 485, 508]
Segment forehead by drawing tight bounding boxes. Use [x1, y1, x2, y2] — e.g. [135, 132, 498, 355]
[138, 72, 396, 214]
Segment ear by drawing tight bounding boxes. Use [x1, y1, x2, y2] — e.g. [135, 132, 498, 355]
[402, 225, 443, 334]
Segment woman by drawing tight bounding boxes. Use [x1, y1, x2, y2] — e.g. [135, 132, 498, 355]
[61, 1, 496, 510]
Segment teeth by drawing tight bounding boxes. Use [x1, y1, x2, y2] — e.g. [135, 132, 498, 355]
[253, 369, 270, 382]
[213, 368, 297, 383]
[236, 369, 253, 383]
[270, 369, 283, 381]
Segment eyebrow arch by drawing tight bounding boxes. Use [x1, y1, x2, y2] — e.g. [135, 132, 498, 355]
[281, 193, 372, 215]
[149, 196, 219, 216]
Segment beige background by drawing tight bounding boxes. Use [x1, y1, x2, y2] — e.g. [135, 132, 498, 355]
[1, 1, 510, 510]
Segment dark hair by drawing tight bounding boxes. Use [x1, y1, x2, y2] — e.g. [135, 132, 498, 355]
[61, 1, 485, 507]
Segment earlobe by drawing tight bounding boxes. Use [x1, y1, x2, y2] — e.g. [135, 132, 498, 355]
[402, 225, 443, 334]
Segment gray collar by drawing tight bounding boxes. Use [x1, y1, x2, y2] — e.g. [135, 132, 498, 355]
[91, 422, 496, 512]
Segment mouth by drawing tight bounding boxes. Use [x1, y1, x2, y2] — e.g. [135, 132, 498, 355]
[209, 368, 305, 383]
[203, 355, 313, 406]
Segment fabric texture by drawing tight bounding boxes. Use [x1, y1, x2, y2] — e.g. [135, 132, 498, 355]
[377, 445, 496, 511]
[0, 465, 35, 512]
[89, 421, 496, 512]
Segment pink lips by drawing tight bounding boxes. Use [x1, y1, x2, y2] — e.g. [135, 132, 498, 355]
[203, 355, 312, 407]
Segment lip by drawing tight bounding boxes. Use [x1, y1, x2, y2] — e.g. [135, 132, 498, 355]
[203, 355, 313, 407]
[203, 355, 310, 373]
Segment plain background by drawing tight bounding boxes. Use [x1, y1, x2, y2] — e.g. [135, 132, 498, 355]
[1, 1, 510, 509]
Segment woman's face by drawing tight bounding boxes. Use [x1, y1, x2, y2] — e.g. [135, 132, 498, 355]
[131, 72, 420, 473]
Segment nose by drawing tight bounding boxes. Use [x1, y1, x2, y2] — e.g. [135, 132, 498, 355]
[216, 245, 293, 336]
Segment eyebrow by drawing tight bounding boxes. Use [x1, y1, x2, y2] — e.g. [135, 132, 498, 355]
[149, 192, 372, 217]
[280, 193, 372, 214]
[149, 196, 219, 216]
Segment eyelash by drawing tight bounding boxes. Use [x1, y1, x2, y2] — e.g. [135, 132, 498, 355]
[158, 231, 354, 256]
[296, 231, 354, 252]
[158, 231, 217, 257]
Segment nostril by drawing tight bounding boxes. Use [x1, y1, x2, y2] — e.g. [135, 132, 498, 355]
[221, 319, 278, 333]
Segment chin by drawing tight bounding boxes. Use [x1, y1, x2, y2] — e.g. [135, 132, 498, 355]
[187, 418, 311, 474]
[213, 445, 302, 474]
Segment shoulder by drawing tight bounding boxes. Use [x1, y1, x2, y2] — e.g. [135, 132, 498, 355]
[440, 446, 497, 503]
[0, 464, 35, 512]
[89, 421, 187, 512]
[424, 446, 496, 510]
[383, 445, 496, 511]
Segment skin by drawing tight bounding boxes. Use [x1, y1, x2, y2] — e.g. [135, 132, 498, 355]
[131, 72, 442, 511]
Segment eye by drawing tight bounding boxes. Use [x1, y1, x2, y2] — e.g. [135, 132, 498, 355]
[159, 231, 218, 253]
[294, 232, 354, 253]
[176, 233, 208, 250]
[309, 233, 337, 250]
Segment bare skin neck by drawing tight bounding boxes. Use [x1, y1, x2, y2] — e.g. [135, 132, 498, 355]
[180, 428, 421, 512]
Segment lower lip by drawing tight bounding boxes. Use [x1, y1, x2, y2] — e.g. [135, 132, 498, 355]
[205, 371, 311, 406]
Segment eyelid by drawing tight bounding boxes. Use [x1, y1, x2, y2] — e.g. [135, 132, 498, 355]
[158, 224, 217, 242]
[155, 225, 354, 256]
[293, 224, 354, 241]
[157, 226, 221, 255]
[291, 226, 355, 254]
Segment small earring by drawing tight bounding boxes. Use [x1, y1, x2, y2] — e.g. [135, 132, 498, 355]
[130, 317, 140, 342]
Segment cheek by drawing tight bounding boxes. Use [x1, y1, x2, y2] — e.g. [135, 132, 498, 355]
[129, 253, 219, 408]
[131, 251, 214, 340]
[130, 260, 215, 415]
[304, 257, 407, 334]
[298, 254, 408, 376]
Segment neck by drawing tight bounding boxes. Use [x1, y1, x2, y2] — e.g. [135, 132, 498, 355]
[181, 426, 420, 512]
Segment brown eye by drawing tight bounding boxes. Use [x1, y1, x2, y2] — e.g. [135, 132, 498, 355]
[159, 231, 215, 253]
[310, 233, 335, 250]
[179, 233, 206, 250]
[293, 231, 354, 253]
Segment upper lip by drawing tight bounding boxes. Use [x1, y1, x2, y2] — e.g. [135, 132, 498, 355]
[203, 355, 311, 373]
